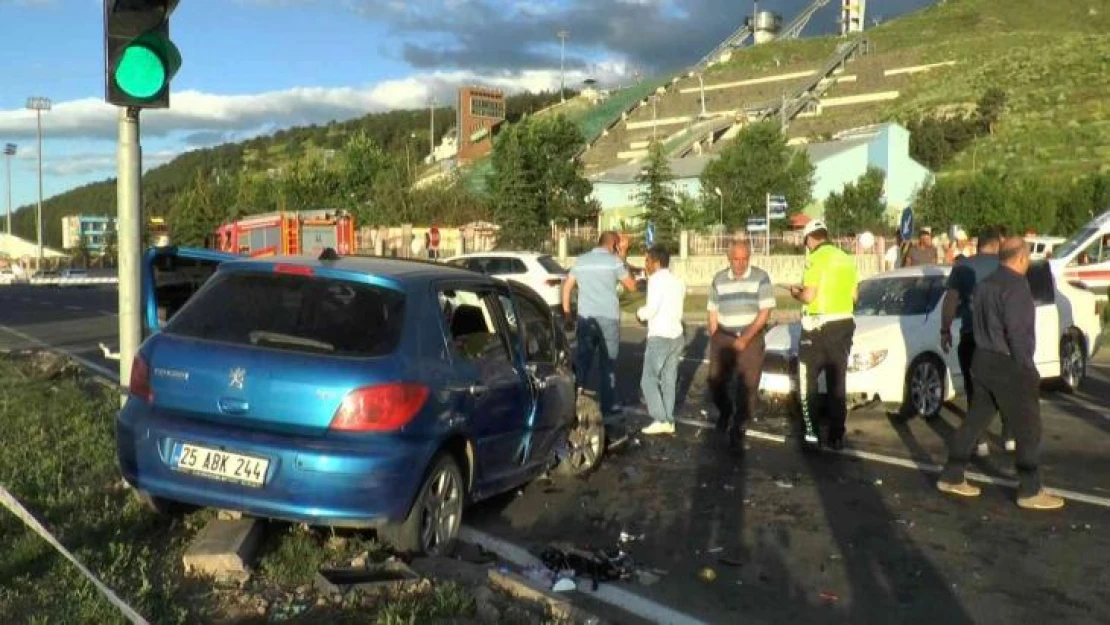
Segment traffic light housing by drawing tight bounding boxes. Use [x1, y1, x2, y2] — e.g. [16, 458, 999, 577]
[104, 0, 181, 108]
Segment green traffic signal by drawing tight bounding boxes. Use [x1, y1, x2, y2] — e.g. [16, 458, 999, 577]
[113, 31, 181, 100]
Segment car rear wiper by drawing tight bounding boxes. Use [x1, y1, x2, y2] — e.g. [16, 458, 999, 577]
[249, 331, 335, 352]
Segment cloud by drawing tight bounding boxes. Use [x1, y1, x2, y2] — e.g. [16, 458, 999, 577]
[11, 149, 180, 177]
[350, 0, 937, 73]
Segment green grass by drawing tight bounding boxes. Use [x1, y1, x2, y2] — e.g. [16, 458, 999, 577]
[0, 354, 506, 624]
[698, 0, 1110, 178]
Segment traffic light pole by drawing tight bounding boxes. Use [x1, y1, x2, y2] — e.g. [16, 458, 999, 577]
[117, 106, 143, 405]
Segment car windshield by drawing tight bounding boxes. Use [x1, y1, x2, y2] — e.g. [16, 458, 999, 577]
[165, 272, 406, 357]
[854, 276, 944, 317]
[537, 255, 567, 274]
[1051, 226, 1099, 260]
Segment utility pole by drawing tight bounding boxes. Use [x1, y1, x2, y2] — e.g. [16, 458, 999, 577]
[3, 143, 15, 237]
[697, 73, 707, 118]
[118, 107, 143, 405]
[428, 96, 436, 160]
[557, 29, 570, 102]
[26, 97, 50, 269]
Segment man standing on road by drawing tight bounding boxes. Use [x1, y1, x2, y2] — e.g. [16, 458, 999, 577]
[638, 246, 686, 436]
[707, 240, 776, 450]
[938, 237, 1064, 510]
[903, 227, 939, 266]
[790, 221, 859, 451]
[940, 228, 1014, 456]
[562, 231, 639, 418]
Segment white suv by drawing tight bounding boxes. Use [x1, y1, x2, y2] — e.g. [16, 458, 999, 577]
[444, 252, 568, 313]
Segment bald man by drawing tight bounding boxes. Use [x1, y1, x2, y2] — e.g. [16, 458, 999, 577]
[938, 237, 1064, 510]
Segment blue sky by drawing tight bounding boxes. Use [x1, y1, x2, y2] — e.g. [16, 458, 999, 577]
[0, 0, 935, 214]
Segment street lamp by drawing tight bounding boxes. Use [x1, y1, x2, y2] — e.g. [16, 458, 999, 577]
[26, 97, 51, 269]
[714, 186, 724, 227]
[3, 143, 15, 237]
[557, 29, 570, 103]
[696, 73, 707, 118]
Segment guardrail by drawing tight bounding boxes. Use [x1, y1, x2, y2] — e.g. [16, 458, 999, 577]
[4, 276, 120, 287]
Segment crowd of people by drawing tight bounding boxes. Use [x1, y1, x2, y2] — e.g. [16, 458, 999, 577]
[562, 224, 1064, 511]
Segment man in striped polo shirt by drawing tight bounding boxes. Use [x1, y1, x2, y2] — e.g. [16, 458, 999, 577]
[707, 240, 776, 449]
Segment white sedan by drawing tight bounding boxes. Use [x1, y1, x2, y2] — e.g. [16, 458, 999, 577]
[760, 263, 1103, 418]
[443, 251, 569, 312]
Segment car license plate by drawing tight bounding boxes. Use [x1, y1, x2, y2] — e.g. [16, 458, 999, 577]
[172, 443, 269, 487]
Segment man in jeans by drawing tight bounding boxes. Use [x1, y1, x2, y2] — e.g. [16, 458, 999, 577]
[938, 237, 1064, 510]
[940, 227, 1014, 455]
[562, 231, 638, 417]
[708, 240, 776, 450]
[638, 246, 686, 436]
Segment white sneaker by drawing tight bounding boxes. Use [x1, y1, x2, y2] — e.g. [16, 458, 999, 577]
[976, 442, 990, 457]
[1005, 439, 1016, 452]
[641, 422, 676, 435]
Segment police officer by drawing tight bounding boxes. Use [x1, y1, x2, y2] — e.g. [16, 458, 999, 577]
[789, 220, 859, 450]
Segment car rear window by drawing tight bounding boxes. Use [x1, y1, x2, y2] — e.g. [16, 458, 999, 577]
[537, 255, 567, 274]
[165, 272, 405, 357]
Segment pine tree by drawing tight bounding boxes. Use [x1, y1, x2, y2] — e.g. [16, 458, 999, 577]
[636, 141, 678, 247]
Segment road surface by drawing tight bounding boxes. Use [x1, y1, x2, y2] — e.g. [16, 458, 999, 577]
[3, 285, 1109, 624]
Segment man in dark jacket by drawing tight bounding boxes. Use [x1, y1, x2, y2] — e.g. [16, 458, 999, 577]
[937, 237, 1064, 510]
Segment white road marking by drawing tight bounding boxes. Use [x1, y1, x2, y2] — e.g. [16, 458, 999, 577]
[459, 526, 712, 625]
[98, 310, 117, 317]
[0, 323, 120, 382]
[19, 297, 31, 302]
[66, 305, 84, 311]
[625, 410, 1110, 510]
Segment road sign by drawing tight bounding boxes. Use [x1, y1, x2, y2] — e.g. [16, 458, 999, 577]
[899, 207, 914, 241]
[767, 194, 788, 220]
[747, 217, 768, 233]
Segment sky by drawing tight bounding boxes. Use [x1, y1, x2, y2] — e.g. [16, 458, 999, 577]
[0, 0, 937, 212]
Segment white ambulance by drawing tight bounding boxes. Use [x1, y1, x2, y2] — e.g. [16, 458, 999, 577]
[1049, 210, 1110, 299]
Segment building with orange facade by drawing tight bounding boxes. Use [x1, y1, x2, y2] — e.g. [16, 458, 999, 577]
[456, 86, 506, 164]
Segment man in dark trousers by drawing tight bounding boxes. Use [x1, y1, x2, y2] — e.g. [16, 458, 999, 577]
[940, 228, 1014, 456]
[789, 220, 859, 451]
[938, 237, 1064, 510]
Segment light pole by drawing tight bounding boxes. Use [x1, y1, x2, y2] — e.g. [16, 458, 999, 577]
[652, 95, 658, 140]
[557, 29, 570, 102]
[697, 73, 707, 118]
[428, 96, 436, 161]
[26, 97, 51, 269]
[714, 186, 724, 228]
[3, 143, 15, 237]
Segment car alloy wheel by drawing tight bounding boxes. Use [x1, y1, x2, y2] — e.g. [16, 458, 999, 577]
[908, 357, 944, 418]
[557, 394, 605, 477]
[1060, 335, 1086, 392]
[418, 462, 463, 556]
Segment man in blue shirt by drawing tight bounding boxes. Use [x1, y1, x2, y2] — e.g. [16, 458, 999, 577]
[940, 227, 1013, 455]
[562, 231, 638, 416]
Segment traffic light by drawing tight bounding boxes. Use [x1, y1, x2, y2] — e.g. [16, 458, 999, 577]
[104, 0, 181, 108]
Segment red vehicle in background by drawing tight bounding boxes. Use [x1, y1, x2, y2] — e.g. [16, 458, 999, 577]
[214, 210, 355, 257]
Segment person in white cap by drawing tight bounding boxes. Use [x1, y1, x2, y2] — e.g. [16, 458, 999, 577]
[789, 220, 859, 451]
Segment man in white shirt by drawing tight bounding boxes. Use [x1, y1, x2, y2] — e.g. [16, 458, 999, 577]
[637, 246, 686, 435]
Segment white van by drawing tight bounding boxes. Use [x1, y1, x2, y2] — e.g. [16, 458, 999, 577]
[1049, 210, 1110, 298]
[1026, 235, 1066, 261]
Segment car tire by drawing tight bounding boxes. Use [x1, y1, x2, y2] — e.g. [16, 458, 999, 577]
[1058, 332, 1086, 393]
[378, 453, 464, 557]
[555, 394, 605, 478]
[903, 355, 946, 420]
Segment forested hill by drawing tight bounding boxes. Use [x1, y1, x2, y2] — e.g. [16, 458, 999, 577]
[10, 89, 571, 248]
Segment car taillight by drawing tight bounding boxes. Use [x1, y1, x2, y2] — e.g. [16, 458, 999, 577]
[129, 354, 153, 403]
[329, 383, 429, 432]
[274, 263, 314, 276]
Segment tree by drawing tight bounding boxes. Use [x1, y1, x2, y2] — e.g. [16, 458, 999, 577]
[488, 115, 592, 249]
[636, 141, 678, 246]
[699, 121, 814, 232]
[976, 87, 1007, 136]
[168, 169, 230, 246]
[823, 167, 888, 235]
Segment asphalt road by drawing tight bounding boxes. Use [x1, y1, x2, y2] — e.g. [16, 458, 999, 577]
[4, 286, 1110, 624]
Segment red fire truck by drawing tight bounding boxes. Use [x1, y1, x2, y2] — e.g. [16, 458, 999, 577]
[214, 210, 356, 257]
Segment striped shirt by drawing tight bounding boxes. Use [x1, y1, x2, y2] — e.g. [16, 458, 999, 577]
[708, 266, 776, 332]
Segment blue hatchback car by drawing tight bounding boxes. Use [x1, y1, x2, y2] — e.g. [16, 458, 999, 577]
[117, 247, 604, 554]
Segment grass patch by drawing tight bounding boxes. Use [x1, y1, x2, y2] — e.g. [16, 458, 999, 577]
[0, 353, 544, 624]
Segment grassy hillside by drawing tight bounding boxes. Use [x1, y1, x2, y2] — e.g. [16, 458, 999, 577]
[712, 0, 1110, 179]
